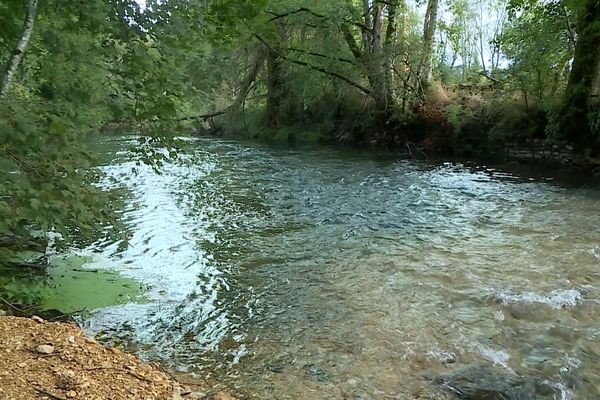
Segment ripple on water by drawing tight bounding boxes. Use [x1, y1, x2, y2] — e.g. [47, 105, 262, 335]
[78, 137, 600, 399]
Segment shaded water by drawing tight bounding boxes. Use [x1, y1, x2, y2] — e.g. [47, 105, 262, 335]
[79, 137, 600, 399]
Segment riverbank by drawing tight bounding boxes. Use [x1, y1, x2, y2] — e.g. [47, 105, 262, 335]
[0, 315, 175, 399]
[193, 83, 600, 176]
[0, 315, 235, 400]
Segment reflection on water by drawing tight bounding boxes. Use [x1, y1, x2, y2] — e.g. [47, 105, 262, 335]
[79, 137, 600, 399]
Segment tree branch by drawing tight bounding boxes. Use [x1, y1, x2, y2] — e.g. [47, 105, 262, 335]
[266, 8, 371, 33]
[266, 8, 326, 22]
[340, 24, 364, 61]
[286, 47, 356, 65]
[255, 35, 372, 96]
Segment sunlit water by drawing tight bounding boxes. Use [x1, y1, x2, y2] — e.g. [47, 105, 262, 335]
[78, 136, 600, 399]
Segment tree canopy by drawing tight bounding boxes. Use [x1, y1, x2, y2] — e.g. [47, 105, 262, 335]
[1, 0, 599, 250]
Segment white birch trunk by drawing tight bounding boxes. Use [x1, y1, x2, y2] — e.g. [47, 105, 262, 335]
[0, 0, 39, 99]
[417, 0, 439, 89]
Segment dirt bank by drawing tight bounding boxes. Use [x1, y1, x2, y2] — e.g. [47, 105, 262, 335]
[0, 316, 232, 400]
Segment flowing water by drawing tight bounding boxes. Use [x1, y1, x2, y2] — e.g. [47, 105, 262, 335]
[77, 136, 600, 399]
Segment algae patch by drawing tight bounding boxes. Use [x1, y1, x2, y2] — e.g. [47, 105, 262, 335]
[42, 255, 145, 313]
[1, 254, 145, 314]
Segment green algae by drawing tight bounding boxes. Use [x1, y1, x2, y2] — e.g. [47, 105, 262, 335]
[40, 254, 145, 313]
[0, 254, 145, 314]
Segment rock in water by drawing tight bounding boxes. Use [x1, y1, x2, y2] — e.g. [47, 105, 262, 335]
[428, 364, 538, 400]
[303, 364, 331, 382]
[35, 344, 54, 354]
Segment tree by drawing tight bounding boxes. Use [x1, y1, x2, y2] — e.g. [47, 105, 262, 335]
[559, 0, 600, 144]
[0, 0, 38, 98]
[499, 1, 573, 108]
[339, 0, 404, 112]
[0, 0, 211, 248]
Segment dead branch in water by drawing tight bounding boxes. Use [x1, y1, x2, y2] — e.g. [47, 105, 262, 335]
[179, 111, 226, 122]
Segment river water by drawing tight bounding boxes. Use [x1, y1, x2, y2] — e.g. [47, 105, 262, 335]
[78, 136, 600, 399]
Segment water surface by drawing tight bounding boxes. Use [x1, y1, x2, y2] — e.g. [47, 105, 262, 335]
[80, 137, 600, 399]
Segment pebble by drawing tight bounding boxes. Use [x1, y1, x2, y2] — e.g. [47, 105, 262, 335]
[31, 315, 45, 323]
[171, 385, 182, 400]
[36, 344, 55, 354]
[67, 390, 77, 398]
[0, 310, 6, 317]
[214, 392, 235, 400]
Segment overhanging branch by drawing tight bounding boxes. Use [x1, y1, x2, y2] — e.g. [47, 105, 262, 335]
[266, 8, 326, 22]
[255, 34, 373, 97]
[286, 47, 357, 65]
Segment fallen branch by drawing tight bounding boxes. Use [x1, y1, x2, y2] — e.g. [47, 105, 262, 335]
[405, 141, 428, 159]
[0, 296, 32, 313]
[477, 71, 503, 85]
[151, 362, 205, 388]
[178, 111, 226, 122]
[127, 370, 154, 383]
[85, 365, 155, 383]
[34, 388, 67, 400]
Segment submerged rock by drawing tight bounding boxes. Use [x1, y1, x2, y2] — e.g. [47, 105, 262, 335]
[428, 364, 539, 400]
[303, 363, 331, 382]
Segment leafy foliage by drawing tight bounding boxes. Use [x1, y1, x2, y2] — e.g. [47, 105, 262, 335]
[0, 0, 229, 247]
[1, 278, 51, 306]
[0, 0, 599, 261]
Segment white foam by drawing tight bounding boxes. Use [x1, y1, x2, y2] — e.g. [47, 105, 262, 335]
[541, 380, 575, 400]
[494, 289, 582, 309]
[477, 345, 513, 372]
[592, 247, 600, 261]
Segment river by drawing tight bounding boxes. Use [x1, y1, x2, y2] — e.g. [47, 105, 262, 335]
[76, 136, 600, 399]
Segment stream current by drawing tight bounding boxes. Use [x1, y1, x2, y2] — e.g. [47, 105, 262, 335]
[79, 136, 600, 399]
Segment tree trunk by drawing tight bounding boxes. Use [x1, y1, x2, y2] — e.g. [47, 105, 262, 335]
[266, 49, 284, 128]
[368, 4, 389, 112]
[417, 0, 439, 91]
[361, 0, 374, 50]
[0, 0, 39, 99]
[398, 0, 410, 112]
[476, 1, 487, 76]
[560, 0, 600, 144]
[231, 46, 267, 112]
[383, 1, 398, 107]
[591, 52, 600, 106]
[341, 3, 401, 113]
[265, 24, 288, 129]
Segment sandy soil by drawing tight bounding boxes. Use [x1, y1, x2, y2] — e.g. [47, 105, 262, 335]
[0, 315, 225, 400]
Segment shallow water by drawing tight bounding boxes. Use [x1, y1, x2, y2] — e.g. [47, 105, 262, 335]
[78, 136, 600, 399]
